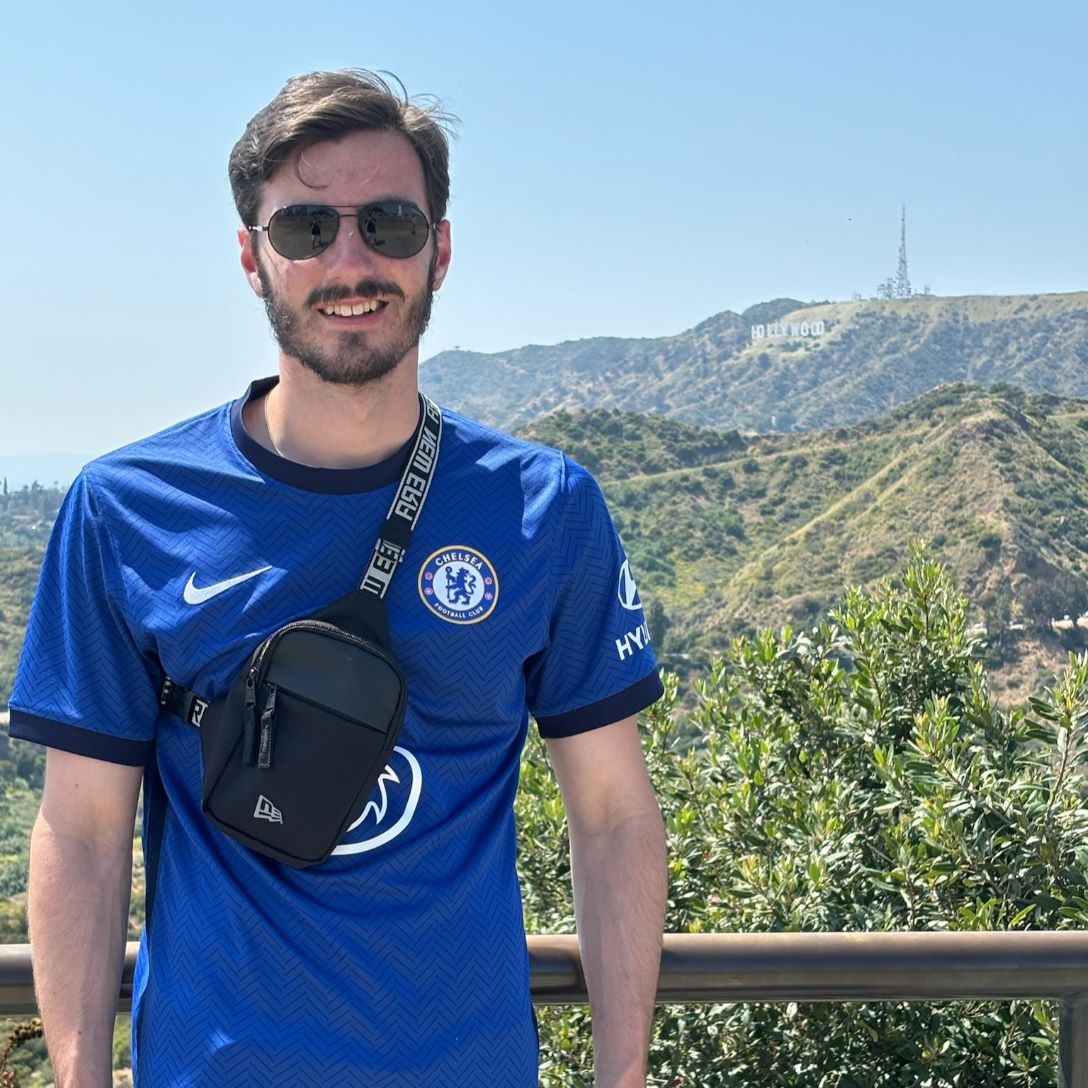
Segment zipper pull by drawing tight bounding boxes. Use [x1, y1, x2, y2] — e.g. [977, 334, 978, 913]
[258, 683, 278, 770]
[242, 667, 258, 765]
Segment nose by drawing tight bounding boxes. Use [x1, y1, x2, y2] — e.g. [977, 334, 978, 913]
[321, 213, 382, 275]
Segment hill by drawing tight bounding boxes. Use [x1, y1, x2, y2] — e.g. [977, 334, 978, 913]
[521, 383, 1088, 702]
[422, 292, 1088, 434]
[0, 487, 65, 711]
[5, 384, 1088, 704]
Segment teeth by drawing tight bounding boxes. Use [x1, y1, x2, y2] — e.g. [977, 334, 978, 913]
[321, 300, 382, 317]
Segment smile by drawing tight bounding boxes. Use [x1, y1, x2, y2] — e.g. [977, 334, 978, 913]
[319, 300, 387, 317]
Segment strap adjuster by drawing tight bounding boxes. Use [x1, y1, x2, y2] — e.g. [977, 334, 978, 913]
[161, 677, 209, 729]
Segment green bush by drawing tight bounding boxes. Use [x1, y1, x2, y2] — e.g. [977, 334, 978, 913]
[518, 548, 1088, 1086]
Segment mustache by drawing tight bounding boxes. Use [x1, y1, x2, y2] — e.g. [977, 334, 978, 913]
[306, 280, 405, 308]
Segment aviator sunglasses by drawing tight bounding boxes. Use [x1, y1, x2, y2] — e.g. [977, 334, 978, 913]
[249, 201, 433, 261]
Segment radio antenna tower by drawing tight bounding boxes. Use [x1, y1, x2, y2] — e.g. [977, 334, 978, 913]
[875, 204, 925, 299]
[894, 203, 912, 298]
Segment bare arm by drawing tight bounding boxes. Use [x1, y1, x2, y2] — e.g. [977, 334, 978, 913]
[28, 748, 143, 1088]
[546, 717, 667, 1088]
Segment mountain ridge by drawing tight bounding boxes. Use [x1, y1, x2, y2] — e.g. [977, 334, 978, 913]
[520, 382, 1088, 701]
[421, 290, 1088, 434]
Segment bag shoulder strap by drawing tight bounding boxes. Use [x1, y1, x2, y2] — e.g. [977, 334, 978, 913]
[160, 393, 443, 721]
[359, 392, 442, 600]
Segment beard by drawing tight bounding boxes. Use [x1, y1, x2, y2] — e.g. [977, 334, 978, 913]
[256, 254, 436, 387]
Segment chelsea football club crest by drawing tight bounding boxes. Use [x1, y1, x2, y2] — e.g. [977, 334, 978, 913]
[418, 545, 499, 624]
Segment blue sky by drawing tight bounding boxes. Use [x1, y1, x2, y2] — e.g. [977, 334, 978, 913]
[1, 0, 1084, 461]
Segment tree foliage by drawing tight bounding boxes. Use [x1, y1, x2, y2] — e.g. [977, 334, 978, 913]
[517, 548, 1088, 1086]
[3, 549, 1088, 1083]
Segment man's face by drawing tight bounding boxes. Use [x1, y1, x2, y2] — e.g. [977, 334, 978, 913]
[239, 128, 451, 386]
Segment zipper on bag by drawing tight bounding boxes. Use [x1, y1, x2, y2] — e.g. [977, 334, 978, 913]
[242, 666, 259, 765]
[257, 683, 278, 770]
[242, 620, 406, 767]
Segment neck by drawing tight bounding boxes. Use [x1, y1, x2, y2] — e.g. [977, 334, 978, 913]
[245, 356, 421, 469]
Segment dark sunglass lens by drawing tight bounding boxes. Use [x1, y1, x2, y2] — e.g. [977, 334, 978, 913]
[268, 206, 340, 259]
[360, 204, 430, 258]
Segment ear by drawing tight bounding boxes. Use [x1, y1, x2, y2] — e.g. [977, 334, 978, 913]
[430, 219, 452, 293]
[238, 226, 264, 297]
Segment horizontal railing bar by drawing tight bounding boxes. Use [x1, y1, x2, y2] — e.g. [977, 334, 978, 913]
[2, 932, 1088, 1016]
[534, 932, 1088, 1004]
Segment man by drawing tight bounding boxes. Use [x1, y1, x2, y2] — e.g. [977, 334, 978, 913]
[10, 70, 667, 1087]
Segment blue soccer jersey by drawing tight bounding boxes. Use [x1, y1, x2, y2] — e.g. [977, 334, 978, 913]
[9, 378, 662, 1087]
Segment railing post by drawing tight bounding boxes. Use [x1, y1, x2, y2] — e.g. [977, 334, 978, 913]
[1060, 993, 1088, 1088]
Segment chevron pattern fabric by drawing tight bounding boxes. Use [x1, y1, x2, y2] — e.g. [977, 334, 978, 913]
[10, 380, 661, 1084]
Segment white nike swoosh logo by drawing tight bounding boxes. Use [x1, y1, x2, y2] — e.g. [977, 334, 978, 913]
[183, 566, 272, 605]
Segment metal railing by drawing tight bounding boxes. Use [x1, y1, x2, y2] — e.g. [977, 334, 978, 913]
[2, 932, 1086, 1085]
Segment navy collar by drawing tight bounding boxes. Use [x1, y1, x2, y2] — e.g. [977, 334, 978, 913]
[230, 377, 418, 495]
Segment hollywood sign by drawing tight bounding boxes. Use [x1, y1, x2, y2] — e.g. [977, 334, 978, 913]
[751, 320, 826, 340]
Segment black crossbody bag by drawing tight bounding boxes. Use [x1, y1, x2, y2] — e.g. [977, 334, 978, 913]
[160, 395, 442, 868]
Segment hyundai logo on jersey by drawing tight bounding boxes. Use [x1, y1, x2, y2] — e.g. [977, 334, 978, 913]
[617, 559, 643, 611]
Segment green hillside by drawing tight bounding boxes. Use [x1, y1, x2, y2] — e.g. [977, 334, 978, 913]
[423, 291, 1088, 434]
[522, 383, 1088, 701]
[0, 488, 63, 713]
[6, 382, 1088, 705]
[0, 487, 63, 550]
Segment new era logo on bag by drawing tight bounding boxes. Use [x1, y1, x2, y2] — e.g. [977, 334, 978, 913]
[254, 795, 283, 824]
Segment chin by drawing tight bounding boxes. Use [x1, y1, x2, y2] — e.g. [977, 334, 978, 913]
[292, 348, 407, 388]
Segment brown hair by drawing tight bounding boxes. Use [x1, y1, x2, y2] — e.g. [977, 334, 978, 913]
[228, 69, 455, 228]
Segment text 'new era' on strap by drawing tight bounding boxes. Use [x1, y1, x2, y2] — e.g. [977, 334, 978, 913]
[361, 394, 443, 600]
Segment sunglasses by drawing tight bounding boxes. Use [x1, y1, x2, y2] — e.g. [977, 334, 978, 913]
[249, 201, 433, 261]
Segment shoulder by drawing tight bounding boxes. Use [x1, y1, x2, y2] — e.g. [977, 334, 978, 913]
[83, 401, 234, 491]
[438, 407, 563, 468]
[52, 399, 245, 555]
[437, 407, 596, 499]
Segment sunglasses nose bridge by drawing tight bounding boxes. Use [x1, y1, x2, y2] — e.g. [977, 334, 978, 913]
[320, 210, 379, 268]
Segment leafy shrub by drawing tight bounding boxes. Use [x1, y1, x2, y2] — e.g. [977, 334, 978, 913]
[518, 548, 1088, 1086]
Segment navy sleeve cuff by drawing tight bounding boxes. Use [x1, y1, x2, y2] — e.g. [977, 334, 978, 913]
[534, 671, 665, 739]
[7, 709, 153, 766]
